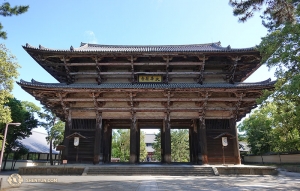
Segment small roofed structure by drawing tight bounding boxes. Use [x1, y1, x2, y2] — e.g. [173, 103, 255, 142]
[19, 131, 59, 160]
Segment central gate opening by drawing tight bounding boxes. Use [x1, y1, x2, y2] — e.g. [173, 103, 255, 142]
[170, 129, 190, 162]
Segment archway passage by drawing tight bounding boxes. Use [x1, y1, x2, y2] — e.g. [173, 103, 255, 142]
[170, 129, 190, 163]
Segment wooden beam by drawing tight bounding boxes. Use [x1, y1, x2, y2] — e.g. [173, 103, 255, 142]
[68, 71, 247, 76]
[47, 97, 258, 102]
[95, 57, 102, 85]
[197, 55, 206, 84]
[62, 57, 73, 84]
[228, 57, 241, 84]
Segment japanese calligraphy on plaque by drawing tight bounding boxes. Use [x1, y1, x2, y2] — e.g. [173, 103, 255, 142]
[138, 75, 162, 83]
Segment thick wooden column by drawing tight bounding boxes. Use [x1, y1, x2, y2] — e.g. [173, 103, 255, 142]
[108, 127, 112, 163]
[162, 113, 171, 164]
[191, 119, 199, 164]
[231, 118, 241, 164]
[62, 111, 71, 161]
[102, 123, 110, 163]
[136, 127, 140, 163]
[198, 119, 208, 164]
[160, 123, 165, 163]
[130, 117, 138, 164]
[93, 114, 103, 164]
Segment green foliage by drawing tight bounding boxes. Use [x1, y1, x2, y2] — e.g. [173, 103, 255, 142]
[230, 0, 300, 154]
[152, 131, 161, 161]
[0, 44, 20, 124]
[238, 102, 300, 154]
[46, 120, 64, 148]
[229, 0, 298, 30]
[139, 132, 148, 162]
[111, 129, 130, 162]
[0, 98, 40, 152]
[0, 2, 29, 39]
[171, 129, 189, 162]
[152, 129, 190, 162]
[0, 98, 39, 170]
[111, 129, 148, 162]
[39, 107, 63, 165]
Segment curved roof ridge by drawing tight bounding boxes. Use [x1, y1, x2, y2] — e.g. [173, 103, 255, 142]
[80, 42, 222, 47]
[17, 79, 276, 89]
[23, 42, 256, 52]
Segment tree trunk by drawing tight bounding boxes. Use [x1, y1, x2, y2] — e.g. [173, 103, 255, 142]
[3, 153, 8, 171]
[50, 138, 53, 165]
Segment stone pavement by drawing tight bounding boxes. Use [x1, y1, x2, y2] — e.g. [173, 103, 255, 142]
[0, 168, 299, 191]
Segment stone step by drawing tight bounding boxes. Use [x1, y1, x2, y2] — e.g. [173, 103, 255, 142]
[86, 166, 215, 176]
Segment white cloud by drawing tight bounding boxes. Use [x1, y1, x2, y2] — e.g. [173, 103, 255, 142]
[84, 31, 98, 44]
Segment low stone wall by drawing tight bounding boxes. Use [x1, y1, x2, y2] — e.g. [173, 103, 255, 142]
[216, 166, 278, 175]
[244, 154, 300, 164]
[18, 166, 85, 175]
[2, 160, 60, 170]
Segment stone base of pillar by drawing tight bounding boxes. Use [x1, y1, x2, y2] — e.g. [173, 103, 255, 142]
[93, 155, 100, 164]
[130, 154, 137, 164]
[164, 154, 171, 164]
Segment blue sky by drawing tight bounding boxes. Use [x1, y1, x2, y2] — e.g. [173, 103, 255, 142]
[2, 1, 276, 132]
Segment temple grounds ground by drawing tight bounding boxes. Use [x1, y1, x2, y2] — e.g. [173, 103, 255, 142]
[0, 168, 299, 191]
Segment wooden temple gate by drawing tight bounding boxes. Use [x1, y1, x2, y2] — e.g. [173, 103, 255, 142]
[18, 42, 275, 165]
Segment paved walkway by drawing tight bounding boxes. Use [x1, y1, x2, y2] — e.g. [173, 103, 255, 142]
[0, 169, 299, 191]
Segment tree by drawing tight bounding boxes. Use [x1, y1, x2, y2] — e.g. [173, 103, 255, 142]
[152, 130, 190, 162]
[238, 104, 275, 155]
[46, 120, 64, 151]
[0, 44, 20, 124]
[39, 107, 63, 165]
[0, 2, 29, 39]
[171, 129, 189, 162]
[139, 132, 148, 162]
[10, 143, 28, 170]
[230, 0, 300, 153]
[229, 0, 298, 29]
[152, 131, 161, 161]
[0, 98, 39, 170]
[111, 129, 147, 162]
[111, 129, 130, 162]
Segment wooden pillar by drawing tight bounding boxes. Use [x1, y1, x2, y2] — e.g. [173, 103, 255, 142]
[231, 118, 241, 164]
[160, 123, 165, 163]
[136, 126, 140, 163]
[93, 114, 103, 164]
[191, 119, 199, 164]
[189, 128, 193, 163]
[102, 123, 110, 163]
[163, 114, 171, 164]
[130, 117, 138, 164]
[198, 119, 208, 164]
[108, 127, 112, 163]
[62, 111, 71, 161]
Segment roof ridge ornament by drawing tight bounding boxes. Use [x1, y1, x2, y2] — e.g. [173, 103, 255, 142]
[70, 46, 74, 51]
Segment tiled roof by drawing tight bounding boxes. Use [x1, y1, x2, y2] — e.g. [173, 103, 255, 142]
[23, 42, 257, 53]
[20, 131, 59, 154]
[18, 79, 276, 90]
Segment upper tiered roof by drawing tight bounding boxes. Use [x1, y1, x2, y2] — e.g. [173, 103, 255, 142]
[22, 42, 262, 84]
[24, 42, 257, 53]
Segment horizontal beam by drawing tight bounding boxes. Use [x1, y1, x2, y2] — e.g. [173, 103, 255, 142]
[47, 97, 257, 102]
[66, 62, 205, 66]
[68, 107, 249, 112]
[69, 71, 243, 75]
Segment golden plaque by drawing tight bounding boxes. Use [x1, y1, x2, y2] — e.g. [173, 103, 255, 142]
[138, 75, 162, 83]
